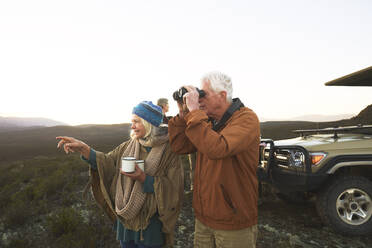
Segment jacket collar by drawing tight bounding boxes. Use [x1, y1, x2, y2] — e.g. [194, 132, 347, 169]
[212, 98, 244, 131]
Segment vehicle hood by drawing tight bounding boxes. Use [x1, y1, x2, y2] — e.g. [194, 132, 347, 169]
[273, 133, 372, 152]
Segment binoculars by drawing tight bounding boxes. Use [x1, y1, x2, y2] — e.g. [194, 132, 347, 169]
[172, 87, 206, 103]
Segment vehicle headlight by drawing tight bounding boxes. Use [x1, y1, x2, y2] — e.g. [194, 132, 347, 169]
[274, 149, 306, 169]
[288, 150, 305, 168]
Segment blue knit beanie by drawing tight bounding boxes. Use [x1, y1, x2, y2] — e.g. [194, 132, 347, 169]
[132, 101, 163, 127]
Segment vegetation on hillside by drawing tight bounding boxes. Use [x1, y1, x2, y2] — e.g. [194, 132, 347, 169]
[0, 124, 131, 247]
[0, 155, 117, 247]
[0, 145, 191, 247]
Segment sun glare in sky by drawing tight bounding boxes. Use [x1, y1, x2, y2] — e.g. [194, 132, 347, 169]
[1, 0, 371, 125]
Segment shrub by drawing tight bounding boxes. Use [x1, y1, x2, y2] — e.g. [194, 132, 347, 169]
[46, 207, 99, 248]
[46, 207, 82, 237]
[11, 185, 35, 202]
[0, 184, 16, 210]
[1, 156, 118, 247]
[3, 198, 34, 227]
[33, 170, 66, 200]
[0, 163, 15, 188]
[5, 237, 30, 248]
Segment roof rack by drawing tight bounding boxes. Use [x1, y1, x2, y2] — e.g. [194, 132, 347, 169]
[293, 124, 372, 139]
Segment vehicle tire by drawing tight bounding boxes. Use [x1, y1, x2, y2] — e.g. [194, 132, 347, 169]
[316, 175, 372, 236]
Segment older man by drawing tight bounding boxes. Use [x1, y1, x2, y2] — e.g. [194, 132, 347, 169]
[168, 72, 260, 248]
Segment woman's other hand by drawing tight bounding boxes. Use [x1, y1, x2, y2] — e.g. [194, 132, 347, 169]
[121, 164, 146, 183]
[56, 136, 90, 159]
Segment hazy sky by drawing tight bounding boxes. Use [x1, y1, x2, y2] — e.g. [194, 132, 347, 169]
[1, 0, 371, 125]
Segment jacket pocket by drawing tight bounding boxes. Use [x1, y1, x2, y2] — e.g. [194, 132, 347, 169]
[202, 184, 236, 221]
[220, 184, 237, 214]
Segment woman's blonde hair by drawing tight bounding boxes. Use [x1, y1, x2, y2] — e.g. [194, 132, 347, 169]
[130, 116, 153, 140]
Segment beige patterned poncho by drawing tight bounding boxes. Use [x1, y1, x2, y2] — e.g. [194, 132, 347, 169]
[89, 129, 184, 247]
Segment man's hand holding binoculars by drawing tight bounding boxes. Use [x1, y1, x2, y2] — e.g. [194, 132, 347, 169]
[173, 86, 205, 118]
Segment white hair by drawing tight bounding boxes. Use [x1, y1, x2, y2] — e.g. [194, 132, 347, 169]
[201, 71, 233, 102]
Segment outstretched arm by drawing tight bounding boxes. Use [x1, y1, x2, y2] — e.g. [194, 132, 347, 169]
[56, 136, 90, 160]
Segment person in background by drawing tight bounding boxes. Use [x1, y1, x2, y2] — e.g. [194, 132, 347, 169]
[157, 98, 196, 191]
[168, 72, 260, 248]
[157, 97, 194, 191]
[157, 98, 170, 124]
[56, 101, 184, 248]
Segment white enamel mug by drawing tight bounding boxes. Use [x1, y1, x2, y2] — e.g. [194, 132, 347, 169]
[136, 160, 145, 171]
[121, 157, 136, 173]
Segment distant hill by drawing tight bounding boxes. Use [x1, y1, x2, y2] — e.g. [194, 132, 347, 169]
[0, 116, 67, 132]
[350, 104, 372, 123]
[0, 104, 371, 164]
[260, 104, 372, 140]
[287, 113, 354, 122]
[0, 123, 131, 163]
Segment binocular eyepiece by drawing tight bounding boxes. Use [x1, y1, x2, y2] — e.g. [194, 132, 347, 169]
[172, 87, 206, 103]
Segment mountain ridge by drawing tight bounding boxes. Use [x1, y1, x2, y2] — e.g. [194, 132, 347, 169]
[0, 116, 67, 132]
[0, 104, 371, 163]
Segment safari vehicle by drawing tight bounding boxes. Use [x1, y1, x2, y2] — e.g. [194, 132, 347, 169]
[257, 66, 372, 236]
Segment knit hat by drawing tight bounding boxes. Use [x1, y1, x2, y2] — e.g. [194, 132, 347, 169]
[132, 101, 163, 127]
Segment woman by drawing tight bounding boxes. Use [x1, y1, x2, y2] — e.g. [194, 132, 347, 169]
[56, 101, 184, 248]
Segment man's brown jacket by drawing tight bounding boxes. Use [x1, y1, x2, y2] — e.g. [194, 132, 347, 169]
[168, 107, 260, 230]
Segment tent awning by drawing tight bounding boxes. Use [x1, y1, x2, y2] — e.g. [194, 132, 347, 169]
[325, 66, 372, 86]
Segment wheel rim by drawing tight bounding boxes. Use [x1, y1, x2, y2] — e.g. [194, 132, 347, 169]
[336, 188, 372, 225]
